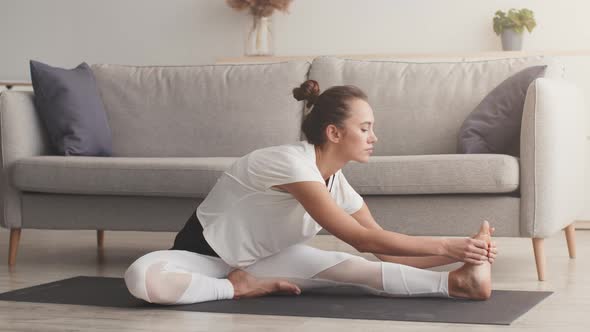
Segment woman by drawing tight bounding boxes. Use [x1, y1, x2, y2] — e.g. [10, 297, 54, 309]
[124, 80, 498, 305]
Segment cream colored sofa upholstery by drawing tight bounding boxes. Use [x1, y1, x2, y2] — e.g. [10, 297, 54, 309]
[1, 56, 586, 281]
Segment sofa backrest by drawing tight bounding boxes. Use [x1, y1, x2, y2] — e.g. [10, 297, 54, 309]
[91, 61, 310, 157]
[309, 56, 564, 155]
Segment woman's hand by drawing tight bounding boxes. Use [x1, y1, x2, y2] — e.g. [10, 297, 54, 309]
[471, 226, 498, 264]
[486, 241, 498, 264]
[442, 237, 490, 265]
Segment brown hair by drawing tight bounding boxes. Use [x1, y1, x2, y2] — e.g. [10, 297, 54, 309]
[293, 80, 368, 145]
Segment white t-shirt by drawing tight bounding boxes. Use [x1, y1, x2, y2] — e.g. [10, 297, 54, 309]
[196, 140, 364, 268]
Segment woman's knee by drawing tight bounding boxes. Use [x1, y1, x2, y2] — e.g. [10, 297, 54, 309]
[144, 261, 192, 305]
[124, 261, 150, 302]
[124, 259, 191, 305]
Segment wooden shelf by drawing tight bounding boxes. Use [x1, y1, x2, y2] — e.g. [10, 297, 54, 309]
[0, 81, 32, 86]
[217, 50, 590, 64]
[0, 81, 32, 90]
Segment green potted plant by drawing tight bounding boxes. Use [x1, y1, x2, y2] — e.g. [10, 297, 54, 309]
[493, 8, 537, 51]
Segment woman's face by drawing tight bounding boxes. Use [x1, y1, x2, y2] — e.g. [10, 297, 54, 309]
[338, 98, 378, 163]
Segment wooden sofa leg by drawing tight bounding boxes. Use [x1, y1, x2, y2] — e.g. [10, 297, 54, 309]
[9, 228, 21, 266]
[564, 224, 576, 258]
[532, 238, 546, 281]
[97, 230, 104, 249]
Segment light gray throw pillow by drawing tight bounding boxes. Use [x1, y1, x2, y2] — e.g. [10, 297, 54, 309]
[458, 65, 547, 156]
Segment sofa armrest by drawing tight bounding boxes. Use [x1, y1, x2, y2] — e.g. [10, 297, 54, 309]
[520, 78, 588, 238]
[0, 91, 51, 228]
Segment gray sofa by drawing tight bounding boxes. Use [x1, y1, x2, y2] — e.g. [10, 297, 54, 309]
[1, 56, 586, 281]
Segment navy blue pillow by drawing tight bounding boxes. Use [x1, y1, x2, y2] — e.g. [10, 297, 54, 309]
[30, 60, 112, 156]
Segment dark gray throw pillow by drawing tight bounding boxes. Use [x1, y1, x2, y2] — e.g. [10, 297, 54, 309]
[457, 65, 547, 156]
[30, 60, 113, 156]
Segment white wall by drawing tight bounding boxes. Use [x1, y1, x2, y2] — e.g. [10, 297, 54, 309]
[2, 0, 590, 219]
[2, 0, 590, 81]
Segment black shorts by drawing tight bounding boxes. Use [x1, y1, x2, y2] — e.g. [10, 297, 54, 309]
[170, 210, 220, 258]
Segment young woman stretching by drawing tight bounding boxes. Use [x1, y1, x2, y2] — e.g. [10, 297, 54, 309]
[124, 80, 498, 305]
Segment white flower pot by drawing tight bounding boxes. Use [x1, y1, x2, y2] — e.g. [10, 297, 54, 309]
[501, 28, 524, 51]
[245, 16, 274, 56]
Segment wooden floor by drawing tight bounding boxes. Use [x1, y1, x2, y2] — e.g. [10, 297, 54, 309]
[0, 227, 588, 331]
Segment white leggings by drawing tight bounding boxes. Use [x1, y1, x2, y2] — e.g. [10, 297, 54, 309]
[124, 244, 451, 305]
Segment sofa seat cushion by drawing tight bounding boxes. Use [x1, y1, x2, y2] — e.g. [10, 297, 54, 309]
[12, 154, 518, 197]
[12, 156, 237, 198]
[342, 154, 519, 195]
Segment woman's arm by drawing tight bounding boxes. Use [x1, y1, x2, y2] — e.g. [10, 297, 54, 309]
[280, 182, 489, 263]
[351, 203, 497, 268]
[280, 181, 446, 256]
[280, 182, 446, 257]
[350, 203, 459, 268]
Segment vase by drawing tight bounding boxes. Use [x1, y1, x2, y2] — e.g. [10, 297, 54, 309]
[245, 15, 273, 56]
[501, 28, 524, 51]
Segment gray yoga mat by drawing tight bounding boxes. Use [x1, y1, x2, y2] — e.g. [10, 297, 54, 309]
[0, 276, 551, 325]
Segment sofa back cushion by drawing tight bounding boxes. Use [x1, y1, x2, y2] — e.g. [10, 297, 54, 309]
[91, 61, 310, 157]
[309, 56, 563, 155]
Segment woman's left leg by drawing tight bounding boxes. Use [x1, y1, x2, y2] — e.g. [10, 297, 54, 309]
[243, 244, 451, 298]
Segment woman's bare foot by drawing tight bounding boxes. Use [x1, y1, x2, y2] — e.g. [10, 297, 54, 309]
[227, 269, 302, 300]
[448, 221, 493, 300]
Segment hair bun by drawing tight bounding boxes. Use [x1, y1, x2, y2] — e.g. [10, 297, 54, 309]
[293, 80, 320, 108]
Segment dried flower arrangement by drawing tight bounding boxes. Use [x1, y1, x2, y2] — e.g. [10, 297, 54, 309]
[226, 0, 293, 17]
